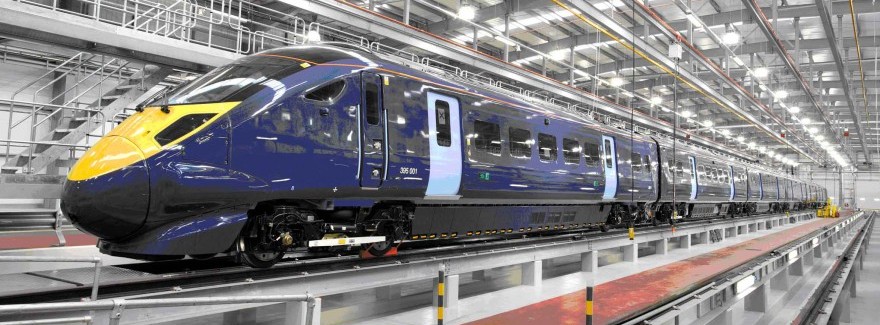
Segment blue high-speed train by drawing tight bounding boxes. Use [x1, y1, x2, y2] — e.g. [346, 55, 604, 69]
[61, 44, 826, 267]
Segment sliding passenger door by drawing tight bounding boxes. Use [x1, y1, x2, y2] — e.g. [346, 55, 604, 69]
[359, 72, 388, 188]
[425, 92, 462, 198]
[601, 136, 617, 200]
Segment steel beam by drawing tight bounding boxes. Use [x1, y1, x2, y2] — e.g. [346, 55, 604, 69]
[567, 0, 812, 160]
[740, 0, 855, 163]
[814, 0, 869, 163]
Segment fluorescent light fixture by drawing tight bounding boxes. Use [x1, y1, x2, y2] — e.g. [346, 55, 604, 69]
[775, 90, 788, 99]
[801, 117, 811, 125]
[550, 49, 567, 61]
[753, 67, 769, 78]
[306, 29, 322, 42]
[722, 31, 741, 45]
[809, 127, 818, 134]
[737, 135, 745, 143]
[680, 110, 693, 118]
[815, 135, 824, 141]
[609, 76, 625, 87]
[650, 96, 663, 105]
[735, 274, 757, 293]
[458, 4, 477, 20]
[789, 106, 800, 114]
[748, 141, 756, 149]
[721, 129, 731, 136]
[703, 120, 713, 127]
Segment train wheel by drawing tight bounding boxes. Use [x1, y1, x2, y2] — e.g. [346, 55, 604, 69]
[237, 235, 284, 268]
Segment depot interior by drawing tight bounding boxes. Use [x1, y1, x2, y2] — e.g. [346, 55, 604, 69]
[0, 0, 878, 324]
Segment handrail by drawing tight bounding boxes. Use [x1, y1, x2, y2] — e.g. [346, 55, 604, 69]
[0, 295, 318, 325]
[0, 256, 101, 301]
[0, 210, 70, 247]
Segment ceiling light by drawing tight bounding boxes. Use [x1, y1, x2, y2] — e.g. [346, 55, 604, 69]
[753, 67, 769, 78]
[550, 49, 567, 61]
[306, 29, 322, 43]
[747, 141, 755, 149]
[809, 127, 818, 134]
[767, 150, 775, 157]
[721, 129, 731, 136]
[609, 76, 625, 87]
[703, 120, 713, 127]
[788, 106, 800, 114]
[801, 117, 811, 125]
[680, 110, 693, 118]
[458, 3, 477, 21]
[650, 96, 663, 105]
[815, 135, 824, 141]
[722, 31, 741, 45]
[737, 135, 745, 143]
[758, 146, 766, 153]
[775, 90, 788, 99]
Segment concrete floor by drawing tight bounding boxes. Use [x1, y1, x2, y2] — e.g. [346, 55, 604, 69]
[848, 220, 880, 325]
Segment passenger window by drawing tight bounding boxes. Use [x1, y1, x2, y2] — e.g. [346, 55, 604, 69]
[583, 141, 601, 167]
[644, 155, 652, 172]
[305, 80, 345, 102]
[538, 133, 558, 162]
[603, 139, 613, 168]
[509, 127, 532, 158]
[698, 165, 705, 180]
[562, 138, 580, 164]
[364, 79, 381, 125]
[435, 100, 451, 147]
[675, 161, 684, 178]
[631, 152, 642, 173]
[473, 120, 501, 154]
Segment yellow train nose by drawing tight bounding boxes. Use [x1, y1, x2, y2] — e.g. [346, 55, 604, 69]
[68, 136, 146, 181]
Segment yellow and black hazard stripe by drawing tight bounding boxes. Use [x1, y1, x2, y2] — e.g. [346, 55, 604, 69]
[437, 269, 445, 325]
[585, 286, 594, 325]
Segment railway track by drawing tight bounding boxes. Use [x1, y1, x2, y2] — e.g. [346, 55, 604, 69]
[0, 210, 809, 304]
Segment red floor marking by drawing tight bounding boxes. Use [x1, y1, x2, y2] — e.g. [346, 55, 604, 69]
[467, 217, 844, 325]
[0, 232, 96, 250]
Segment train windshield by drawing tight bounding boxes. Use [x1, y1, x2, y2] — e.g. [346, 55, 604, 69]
[151, 46, 361, 106]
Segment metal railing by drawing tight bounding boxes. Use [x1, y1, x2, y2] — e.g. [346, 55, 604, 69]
[0, 256, 101, 301]
[0, 295, 319, 325]
[0, 209, 71, 247]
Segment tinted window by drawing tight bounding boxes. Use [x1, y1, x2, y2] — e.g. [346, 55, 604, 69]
[562, 138, 580, 164]
[583, 140, 601, 167]
[603, 139, 613, 168]
[305, 80, 345, 102]
[364, 79, 381, 125]
[160, 57, 298, 106]
[154, 113, 216, 146]
[538, 133, 558, 162]
[435, 100, 451, 147]
[675, 161, 684, 178]
[631, 152, 642, 173]
[644, 155, 652, 173]
[473, 120, 501, 154]
[509, 127, 532, 158]
[698, 165, 706, 180]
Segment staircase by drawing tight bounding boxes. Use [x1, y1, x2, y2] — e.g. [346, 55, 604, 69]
[2, 66, 171, 174]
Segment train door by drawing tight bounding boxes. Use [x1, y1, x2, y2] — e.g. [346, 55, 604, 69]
[758, 174, 764, 200]
[689, 156, 698, 200]
[359, 72, 388, 188]
[601, 136, 617, 200]
[425, 92, 462, 198]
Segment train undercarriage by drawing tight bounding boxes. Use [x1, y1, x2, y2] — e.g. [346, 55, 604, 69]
[233, 199, 811, 267]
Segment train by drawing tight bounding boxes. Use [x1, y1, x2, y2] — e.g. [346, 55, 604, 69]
[61, 44, 826, 267]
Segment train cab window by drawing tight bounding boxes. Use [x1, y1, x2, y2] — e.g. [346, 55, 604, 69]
[304, 80, 345, 102]
[538, 133, 558, 162]
[562, 138, 580, 164]
[364, 79, 381, 125]
[509, 127, 532, 158]
[583, 141, 601, 167]
[435, 100, 452, 147]
[154, 113, 217, 146]
[631, 152, 642, 173]
[473, 120, 501, 154]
